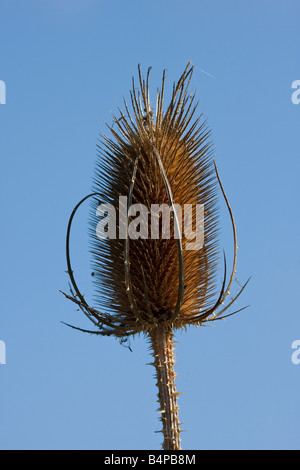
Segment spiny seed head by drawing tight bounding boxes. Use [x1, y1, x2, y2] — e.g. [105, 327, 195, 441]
[91, 63, 218, 332]
[63, 62, 248, 338]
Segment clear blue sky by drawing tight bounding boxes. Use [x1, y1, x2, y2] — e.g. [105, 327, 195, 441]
[0, 0, 299, 450]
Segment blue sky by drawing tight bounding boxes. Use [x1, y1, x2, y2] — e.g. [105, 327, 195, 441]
[0, 0, 299, 450]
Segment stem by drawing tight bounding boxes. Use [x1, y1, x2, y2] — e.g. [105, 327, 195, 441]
[149, 327, 181, 450]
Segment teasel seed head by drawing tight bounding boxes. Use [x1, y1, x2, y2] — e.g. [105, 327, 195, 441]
[62, 61, 249, 338]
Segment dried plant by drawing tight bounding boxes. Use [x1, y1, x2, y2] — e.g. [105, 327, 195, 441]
[62, 62, 249, 450]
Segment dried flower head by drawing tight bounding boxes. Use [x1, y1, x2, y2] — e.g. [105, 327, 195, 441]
[62, 62, 249, 450]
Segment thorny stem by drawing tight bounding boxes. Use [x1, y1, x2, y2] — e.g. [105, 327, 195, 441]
[149, 327, 181, 450]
